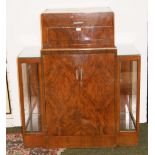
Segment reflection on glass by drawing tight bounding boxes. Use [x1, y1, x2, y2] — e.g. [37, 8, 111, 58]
[22, 63, 41, 132]
[120, 61, 137, 131]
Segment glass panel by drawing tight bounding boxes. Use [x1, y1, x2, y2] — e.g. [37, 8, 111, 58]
[22, 63, 41, 132]
[120, 60, 137, 131]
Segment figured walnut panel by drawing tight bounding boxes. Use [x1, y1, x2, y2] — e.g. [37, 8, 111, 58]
[47, 135, 116, 148]
[43, 54, 81, 136]
[41, 12, 114, 48]
[80, 53, 115, 135]
[41, 12, 114, 27]
[46, 26, 114, 48]
[43, 52, 115, 136]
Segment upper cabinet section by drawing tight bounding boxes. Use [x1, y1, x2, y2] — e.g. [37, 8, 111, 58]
[41, 7, 115, 49]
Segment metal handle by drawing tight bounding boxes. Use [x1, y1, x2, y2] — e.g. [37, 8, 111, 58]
[80, 68, 83, 80]
[76, 69, 79, 80]
[76, 69, 83, 86]
[80, 68, 83, 87]
[73, 21, 84, 25]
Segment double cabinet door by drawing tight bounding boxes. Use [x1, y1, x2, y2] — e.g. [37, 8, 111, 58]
[42, 51, 115, 137]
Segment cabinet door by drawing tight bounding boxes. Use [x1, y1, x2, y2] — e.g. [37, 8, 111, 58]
[80, 53, 115, 135]
[43, 54, 81, 136]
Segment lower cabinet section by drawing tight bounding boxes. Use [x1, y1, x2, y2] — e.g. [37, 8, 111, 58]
[23, 133, 46, 148]
[117, 132, 138, 146]
[42, 52, 115, 137]
[18, 52, 140, 148]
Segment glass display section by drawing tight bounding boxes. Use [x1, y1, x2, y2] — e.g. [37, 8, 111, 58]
[21, 63, 41, 132]
[120, 60, 138, 131]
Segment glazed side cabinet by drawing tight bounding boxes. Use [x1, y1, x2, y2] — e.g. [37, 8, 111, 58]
[17, 8, 141, 148]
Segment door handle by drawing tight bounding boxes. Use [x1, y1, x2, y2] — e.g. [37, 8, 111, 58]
[80, 68, 83, 87]
[76, 69, 83, 85]
[76, 69, 79, 80]
[73, 21, 84, 25]
[80, 68, 83, 81]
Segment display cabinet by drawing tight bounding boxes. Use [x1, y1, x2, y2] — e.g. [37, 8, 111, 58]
[116, 45, 141, 146]
[18, 49, 46, 147]
[18, 8, 141, 148]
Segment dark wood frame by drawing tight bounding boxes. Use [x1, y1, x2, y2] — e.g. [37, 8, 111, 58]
[18, 58, 46, 147]
[116, 55, 141, 146]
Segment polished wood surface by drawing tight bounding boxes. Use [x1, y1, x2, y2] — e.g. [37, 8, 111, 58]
[43, 54, 80, 136]
[80, 53, 115, 135]
[43, 51, 115, 137]
[41, 11, 114, 48]
[18, 52, 141, 148]
[47, 135, 116, 148]
[18, 8, 141, 147]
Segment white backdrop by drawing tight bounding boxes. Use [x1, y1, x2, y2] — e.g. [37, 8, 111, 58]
[6, 0, 147, 127]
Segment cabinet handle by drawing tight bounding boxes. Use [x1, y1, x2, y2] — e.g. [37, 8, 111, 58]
[73, 21, 84, 25]
[76, 69, 79, 80]
[80, 68, 83, 87]
[80, 68, 83, 80]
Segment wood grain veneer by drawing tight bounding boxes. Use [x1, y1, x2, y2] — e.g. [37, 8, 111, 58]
[41, 10, 114, 48]
[17, 8, 141, 148]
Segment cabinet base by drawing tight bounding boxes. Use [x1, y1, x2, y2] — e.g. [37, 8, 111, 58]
[23, 133, 138, 148]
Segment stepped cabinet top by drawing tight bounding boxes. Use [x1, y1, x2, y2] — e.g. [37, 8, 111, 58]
[42, 7, 112, 14]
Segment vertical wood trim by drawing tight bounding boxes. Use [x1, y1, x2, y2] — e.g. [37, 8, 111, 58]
[41, 55, 48, 146]
[136, 57, 141, 132]
[114, 53, 117, 135]
[41, 14, 47, 49]
[17, 59, 26, 134]
[38, 59, 45, 132]
[116, 56, 120, 133]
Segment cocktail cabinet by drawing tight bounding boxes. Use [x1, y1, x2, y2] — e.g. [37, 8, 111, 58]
[18, 8, 141, 148]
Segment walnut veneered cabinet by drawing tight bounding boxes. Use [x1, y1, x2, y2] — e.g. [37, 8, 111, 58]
[18, 8, 141, 148]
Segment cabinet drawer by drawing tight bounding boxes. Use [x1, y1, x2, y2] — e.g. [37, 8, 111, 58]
[44, 26, 114, 48]
[41, 12, 114, 27]
[48, 27, 79, 41]
[41, 10, 115, 48]
[80, 26, 114, 43]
